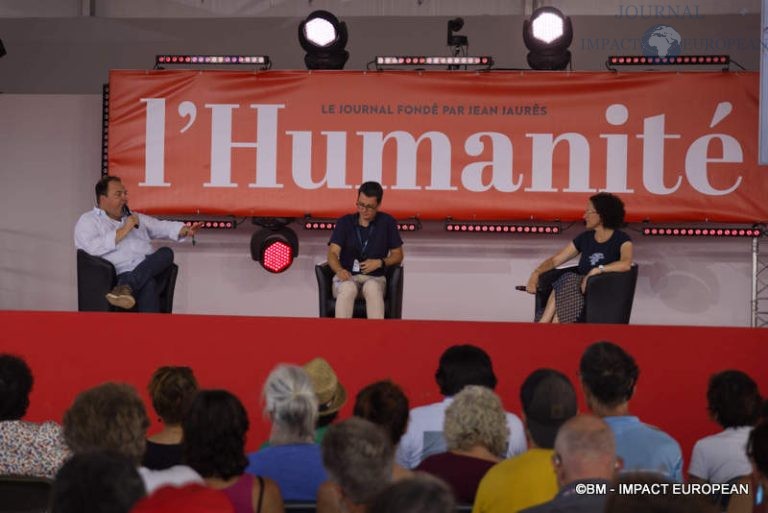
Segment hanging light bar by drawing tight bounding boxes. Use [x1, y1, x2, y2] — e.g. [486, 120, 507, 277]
[642, 226, 762, 238]
[162, 218, 238, 230]
[303, 217, 422, 232]
[607, 55, 729, 70]
[155, 55, 271, 68]
[374, 56, 493, 69]
[444, 220, 561, 234]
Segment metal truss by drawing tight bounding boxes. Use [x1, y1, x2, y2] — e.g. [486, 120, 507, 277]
[752, 228, 768, 327]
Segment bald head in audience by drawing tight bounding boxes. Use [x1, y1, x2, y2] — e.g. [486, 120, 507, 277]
[553, 414, 619, 487]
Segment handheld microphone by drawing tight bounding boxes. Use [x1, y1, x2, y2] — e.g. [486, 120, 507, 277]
[124, 205, 139, 228]
[515, 285, 528, 291]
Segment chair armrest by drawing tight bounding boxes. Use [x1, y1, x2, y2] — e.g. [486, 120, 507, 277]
[76, 249, 117, 312]
[315, 263, 335, 317]
[583, 264, 639, 324]
[385, 265, 404, 319]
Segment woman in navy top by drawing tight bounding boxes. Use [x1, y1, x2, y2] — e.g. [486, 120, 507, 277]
[526, 192, 633, 323]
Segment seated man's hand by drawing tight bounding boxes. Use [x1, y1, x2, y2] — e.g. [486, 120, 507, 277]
[179, 222, 203, 238]
[336, 269, 352, 281]
[359, 259, 382, 275]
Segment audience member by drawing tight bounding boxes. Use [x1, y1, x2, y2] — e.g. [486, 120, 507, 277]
[520, 414, 619, 513]
[318, 417, 394, 513]
[473, 368, 578, 513]
[51, 450, 146, 513]
[690, 370, 762, 485]
[183, 389, 284, 513]
[304, 358, 347, 443]
[142, 366, 198, 470]
[369, 474, 456, 513]
[131, 484, 234, 513]
[417, 385, 507, 503]
[74, 175, 201, 311]
[396, 344, 526, 469]
[246, 364, 327, 501]
[353, 379, 412, 480]
[0, 353, 69, 478]
[326, 181, 404, 319]
[728, 422, 768, 513]
[62, 382, 201, 493]
[579, 341, 683, 481]
[604, 473, 718, 513]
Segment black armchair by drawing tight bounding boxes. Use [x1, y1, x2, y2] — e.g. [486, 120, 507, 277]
[0, 475, 52, 513]
[76, 249, 178, 313]
[535, 264, 638, 324]
[315, 263, 404, 319]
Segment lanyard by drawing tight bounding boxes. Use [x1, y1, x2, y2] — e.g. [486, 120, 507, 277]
[356, 223, 375, 255]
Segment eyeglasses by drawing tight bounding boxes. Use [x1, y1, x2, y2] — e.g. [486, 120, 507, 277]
[356, 201, 378, 211]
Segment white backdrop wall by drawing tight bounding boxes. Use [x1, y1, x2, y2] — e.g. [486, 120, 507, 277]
[0, 95, 754, 326]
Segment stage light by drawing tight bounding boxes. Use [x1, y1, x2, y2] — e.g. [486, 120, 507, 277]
[374, 56, 493, 69]
[444, 220, 561, 235]
[155, 55, 271, 69]
[251, 219, 299, 273]
[251, 227, 299, 273]
[298, 10, 349, 70]
[303, 216, 422, 232]
[606, 55, 730, 71]
[523, 7, 573, 70]
[303, 218, 337, 231]
[177, 219, 237, 230]
[641, 225, 763, 238]
[397, 218, 422, 232]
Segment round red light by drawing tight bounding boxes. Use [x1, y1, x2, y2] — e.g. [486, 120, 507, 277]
[262, 240, 294, 273]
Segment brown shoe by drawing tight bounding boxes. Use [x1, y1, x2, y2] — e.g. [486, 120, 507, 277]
[105, 284, 136, 310]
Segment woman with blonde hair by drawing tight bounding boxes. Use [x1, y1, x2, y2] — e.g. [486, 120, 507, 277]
[416, 385, 509, 503]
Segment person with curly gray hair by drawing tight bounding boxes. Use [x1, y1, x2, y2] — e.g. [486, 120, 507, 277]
[416, 385, 508, 503]
[62, 382, 202, 493]
[246, 364, 328, 501]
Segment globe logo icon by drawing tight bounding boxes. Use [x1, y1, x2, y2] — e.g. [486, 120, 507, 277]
[641, 25, 682, 58]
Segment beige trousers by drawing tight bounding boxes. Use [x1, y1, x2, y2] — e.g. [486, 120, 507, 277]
[332, 274, 387, 319]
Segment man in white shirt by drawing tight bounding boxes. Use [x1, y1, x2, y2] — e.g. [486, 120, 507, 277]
[74, 176, 200, 312]
[396, 345, 527, 469]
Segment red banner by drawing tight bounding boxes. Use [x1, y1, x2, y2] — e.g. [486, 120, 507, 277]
[108, 70, 765, 222]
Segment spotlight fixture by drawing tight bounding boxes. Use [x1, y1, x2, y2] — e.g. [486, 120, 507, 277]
[523, 7, 573, 70]
[444, 220, 561, 235]
[298, 10, 349, 70]
[251, 218, 299, 273]
[606, 55, 730, 71]
[155, 55, 271, 69]
[447, 17, 468, 50]
[642, 226, 763, 238]
[374, 56, 493, 70]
